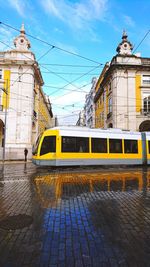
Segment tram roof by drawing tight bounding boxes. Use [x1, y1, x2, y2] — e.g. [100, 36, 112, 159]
[46, 126, 141, 139]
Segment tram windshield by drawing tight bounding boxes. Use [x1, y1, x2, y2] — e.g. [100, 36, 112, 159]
[32, 133, 42, 155]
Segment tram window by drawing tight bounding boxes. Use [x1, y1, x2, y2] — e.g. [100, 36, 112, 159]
[91, 138, 107, 153]
[32, 133, 42, 155]
[40, 136, 56, 155]
[62, 136, 89, 153]
[109, 139, 122, 153]
[148, 141, 150, 154]
[124, 139, 138, 154]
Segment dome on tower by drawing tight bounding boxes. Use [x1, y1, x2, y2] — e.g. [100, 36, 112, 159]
[116, 30, 133, 55]
[14, 24, 31, 51]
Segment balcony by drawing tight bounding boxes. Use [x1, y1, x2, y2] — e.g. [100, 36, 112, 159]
[141, 58, 150, 65]
[140, 109, 150, 116]
[107, 112, 112, 119]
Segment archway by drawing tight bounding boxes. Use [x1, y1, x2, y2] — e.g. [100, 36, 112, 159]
[139, 120, 150, 132]
[108, 123, 113, 128]
[0, 119, 4, 147]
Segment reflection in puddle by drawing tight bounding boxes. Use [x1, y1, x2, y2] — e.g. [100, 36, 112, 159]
[32, 169, 150, 266]
[33, 170, 147, 208]
[1, 168, 150, 266]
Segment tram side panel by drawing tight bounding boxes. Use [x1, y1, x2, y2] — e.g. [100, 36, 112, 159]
[145, 132, 150, 165]
[54, 131, 143, 166]
[32, 128, 143, 166]
[97, 132, 143, 165]
[141, 132, 147, 165]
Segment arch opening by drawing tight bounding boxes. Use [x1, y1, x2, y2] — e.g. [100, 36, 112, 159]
[139, 120, 150, 132]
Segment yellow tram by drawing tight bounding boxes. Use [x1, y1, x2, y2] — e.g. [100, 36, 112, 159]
[32, 126, 150, 166]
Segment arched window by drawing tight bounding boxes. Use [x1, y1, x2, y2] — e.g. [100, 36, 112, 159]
[143, 96, 150, 114]
[108, 123, 113, 128]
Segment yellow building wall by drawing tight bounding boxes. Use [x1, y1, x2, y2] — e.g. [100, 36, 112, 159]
[95, 77, 104, 128]
[38, 94, 51, 134]
[135, 75, 141, 112]
[95, 67, 109, 128]
[2, 70, 10, 109]
[95, 97, 104, 128]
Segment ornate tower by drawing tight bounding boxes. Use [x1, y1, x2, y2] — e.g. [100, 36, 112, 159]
[116, 30, 133, 55]
[14, 24, 31, 51]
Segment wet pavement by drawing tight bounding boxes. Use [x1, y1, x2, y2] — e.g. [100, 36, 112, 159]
[0, 163, 150, 266]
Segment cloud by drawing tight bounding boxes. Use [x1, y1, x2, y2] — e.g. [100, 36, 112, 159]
[49, 81, 91, 125]
[54, 28, 64, 34]
[123, 15, 135, 27]
[0, 27, 12, 38]
[41, 0, 108, 30]
[7, 0, 33, 17]
[8, 0, 26, 16]
[55, 41, 78, 55]
[0, 26, 14, 50]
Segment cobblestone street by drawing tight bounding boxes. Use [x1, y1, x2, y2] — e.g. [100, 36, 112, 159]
[0, 163, 150, 266]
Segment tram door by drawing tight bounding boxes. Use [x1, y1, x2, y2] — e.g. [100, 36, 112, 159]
[141, 133, 147, 165]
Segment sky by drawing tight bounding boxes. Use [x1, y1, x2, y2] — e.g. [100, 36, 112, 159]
[0, 0, 149, 125]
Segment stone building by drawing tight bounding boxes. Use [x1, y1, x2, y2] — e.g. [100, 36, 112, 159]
[0, 24, 54, 160]
[84, 77, 97, 128]
[76, 109, 85, 126]
[94, 31, 150, 131]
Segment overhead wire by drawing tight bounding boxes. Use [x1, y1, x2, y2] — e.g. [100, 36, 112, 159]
[37, 45, 55, 61]
[132, 29, 150, 54]
[39, 63, 99, 67]
[97, 29, 150, 125]
[0, 22, 101, 119]
[42, 71, 100, 75]
[7, 93, 148, 108]
[1, 22, 149, 125]
[38, 63, 99, 97]
[112, 29, 150, 90]
[50, 30, 150, 106]
[1, 75, 90, 94]
[52, 65, 101, 100]
[0, 21, 104, 65]
[56, 30, 150, 122]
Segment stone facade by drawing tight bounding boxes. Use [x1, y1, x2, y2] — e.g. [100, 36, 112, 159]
[84, 77, 97, 128]
[94, 31, 150, 131]
[0, 24, 54, 160]
[76, 110, 85, 126]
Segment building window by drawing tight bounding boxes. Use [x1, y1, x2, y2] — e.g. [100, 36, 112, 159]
[108, 82, 112, 92]
[143, 96, 150, 113]
[91, 138, 107, 153]
[109, 139, 122, 153]
[108, 97, 112, 113]
[124, 140, 138, 154]
[143, 75, 150, 85]
[62, 136, 89, 153]
[0, 69, 2, 79]
[40, 136, 56, 155]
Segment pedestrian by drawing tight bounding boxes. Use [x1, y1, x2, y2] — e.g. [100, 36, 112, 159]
[24, 148, 28, 162]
